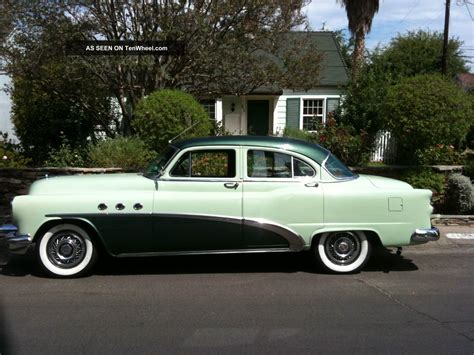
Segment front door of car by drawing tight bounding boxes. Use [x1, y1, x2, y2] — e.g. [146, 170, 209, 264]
[242, 148, 324, 250]
[152, 147, 243, 252]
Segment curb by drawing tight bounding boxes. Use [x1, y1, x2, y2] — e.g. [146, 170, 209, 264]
[431, 214, 474, 226]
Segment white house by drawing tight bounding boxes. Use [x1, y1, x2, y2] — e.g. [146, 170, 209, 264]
[200, 32, 348, 136]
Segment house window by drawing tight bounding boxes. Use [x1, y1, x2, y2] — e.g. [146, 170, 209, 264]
[200, 99, 216, 120]
[302, 99, 324, 131]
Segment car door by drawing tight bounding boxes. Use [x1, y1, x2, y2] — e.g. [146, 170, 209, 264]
[152, 146, 244, 252]
[242, 148, 324, 250]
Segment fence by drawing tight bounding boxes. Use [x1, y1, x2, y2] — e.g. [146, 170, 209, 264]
[371, 130, 397, 164]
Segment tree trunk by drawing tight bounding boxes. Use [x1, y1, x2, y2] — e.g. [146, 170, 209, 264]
[352, 28, 365, 82]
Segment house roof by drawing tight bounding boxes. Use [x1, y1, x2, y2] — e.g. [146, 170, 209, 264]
[202, 31, 349, 96]
[172, 135, 330, 165]
[284, 31, 349, 88]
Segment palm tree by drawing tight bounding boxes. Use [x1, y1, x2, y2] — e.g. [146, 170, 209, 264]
[338, 0, 379, 81]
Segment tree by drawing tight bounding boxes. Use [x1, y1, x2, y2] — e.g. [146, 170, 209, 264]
[336, 30, 471, 149]
[338, 0, 379, 81]
[133, 90, 213, 152]
[383, 74, 473, 164]
[373, 30, 468, 78]
[6, 15, 117, 164]
[2, 1, 323, 136]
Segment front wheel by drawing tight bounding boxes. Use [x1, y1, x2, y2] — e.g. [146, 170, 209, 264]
[36, 224, 98, 278]
[314, 231, 371, 273]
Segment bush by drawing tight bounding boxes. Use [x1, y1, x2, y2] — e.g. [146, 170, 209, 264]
[88, 136, 155, 171]
[463, 159, 474, 181]
[0, 132, 31, 168]
[383, 74, 473, 164]
[415, 144, 464, 165]
[133, 90, 213, 152]
[283, 118, 369, 166]
[400, 168, 446, 207]
[45, 140, 88, 167]
[444, 174, 473, 214]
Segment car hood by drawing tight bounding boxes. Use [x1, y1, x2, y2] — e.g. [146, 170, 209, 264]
[360, 174, 413, 189]
[28, 173, 153, 195]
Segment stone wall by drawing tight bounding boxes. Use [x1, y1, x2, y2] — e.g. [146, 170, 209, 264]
[0, 167, 123, 223]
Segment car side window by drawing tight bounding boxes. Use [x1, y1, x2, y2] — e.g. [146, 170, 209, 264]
[247, 150, 315, 178]
[170, 150, 236, 178]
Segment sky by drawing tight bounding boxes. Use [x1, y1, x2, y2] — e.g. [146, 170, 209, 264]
[306, 0, 473, 63]
[1, 0, 473, 139]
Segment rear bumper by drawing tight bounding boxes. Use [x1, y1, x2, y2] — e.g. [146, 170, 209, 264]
[0, 224, 31, 264]
[411, 227, 440, 244]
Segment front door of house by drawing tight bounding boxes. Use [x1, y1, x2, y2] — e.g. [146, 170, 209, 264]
[247, 100, 269, 136]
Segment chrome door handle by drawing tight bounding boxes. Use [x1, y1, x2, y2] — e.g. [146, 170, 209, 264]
[304, 182, 319, 188]
[224, 182, 239, 189]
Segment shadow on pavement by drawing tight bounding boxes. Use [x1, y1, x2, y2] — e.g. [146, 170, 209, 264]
[0, 247, 418, 277]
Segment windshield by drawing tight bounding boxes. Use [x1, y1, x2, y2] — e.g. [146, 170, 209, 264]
[324, 154, 357, 179]
[143, 146, 178, 178]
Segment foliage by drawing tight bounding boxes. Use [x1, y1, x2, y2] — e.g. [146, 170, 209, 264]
[45, 138, 88, 168]
[383, 74, 473, 164]
[463, 160, 474, 181]
[400, 168, 446, 206]
[415, 144, 465, 166]
[373, 30, 468, 79]
[2, 1, 321, 135]
[336, 30, 471, 155]
[283, 118, 369, 166]
[6, 14, 117, 164]
[133, 90, 213, 152]
[88, 136, 155, 171]
[444, 174, 473, 214]
[0, 132, 30, 168]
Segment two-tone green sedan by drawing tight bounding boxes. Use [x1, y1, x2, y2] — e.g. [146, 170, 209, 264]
[0, 136, 439, 277]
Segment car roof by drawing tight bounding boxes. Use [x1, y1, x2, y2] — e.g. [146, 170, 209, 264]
[171, 136, 330, 165]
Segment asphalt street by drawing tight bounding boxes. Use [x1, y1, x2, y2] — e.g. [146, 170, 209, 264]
[0, 226, 473, 354]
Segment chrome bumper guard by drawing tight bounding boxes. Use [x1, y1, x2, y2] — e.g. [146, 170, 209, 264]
[411, 227, 440, 243]
[0, 224, 31, 259]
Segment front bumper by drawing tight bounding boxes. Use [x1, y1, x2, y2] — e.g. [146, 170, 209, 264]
[0, 224, 31, 264]
[411, 227, 440, 244]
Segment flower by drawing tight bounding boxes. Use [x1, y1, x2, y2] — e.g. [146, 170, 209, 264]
[2, 155, 7, 160]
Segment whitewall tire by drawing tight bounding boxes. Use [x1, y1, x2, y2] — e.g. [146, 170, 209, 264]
[37, 224, 97, 277]
[315, 231, 371, 273]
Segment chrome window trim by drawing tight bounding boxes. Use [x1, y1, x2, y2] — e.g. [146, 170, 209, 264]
[244, 147, 318, 180]
[165, 146, 240, 180]
[321, 153, 358, 181]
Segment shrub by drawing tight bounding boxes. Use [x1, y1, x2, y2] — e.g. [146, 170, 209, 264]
[0, 132, 31, 168]
[463, 159, 474, 181]
[444, 174, 473, 214]
[383, 74, 473, 164]
[133, 90, 213, 152]
[415, 144, 464, 165]
[88, 136, 155, 171]
[400, 168, 446, 207]
[45, 140, 88, 167]
[283, 119, 369, 166]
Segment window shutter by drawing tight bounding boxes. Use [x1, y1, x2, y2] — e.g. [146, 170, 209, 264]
[326, 98, 340, 117]
[286, 98, 300, 129]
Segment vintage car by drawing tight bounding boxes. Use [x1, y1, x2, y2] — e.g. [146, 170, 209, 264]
[0, 136, 439, 277]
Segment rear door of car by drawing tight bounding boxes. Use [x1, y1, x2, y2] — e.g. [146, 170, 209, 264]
[151, 146, 244, 252]
[242, 147, 324, 250]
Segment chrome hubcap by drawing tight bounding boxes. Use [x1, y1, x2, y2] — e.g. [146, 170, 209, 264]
[325, 232, 361, 265]
[47, 232, 86, 268]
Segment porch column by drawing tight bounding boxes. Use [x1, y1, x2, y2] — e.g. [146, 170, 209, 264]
[215, 98, 223, 126]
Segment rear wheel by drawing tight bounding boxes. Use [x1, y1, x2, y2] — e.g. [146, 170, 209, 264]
[315, 231, 371, 273]
[36, 223, 97, 278]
